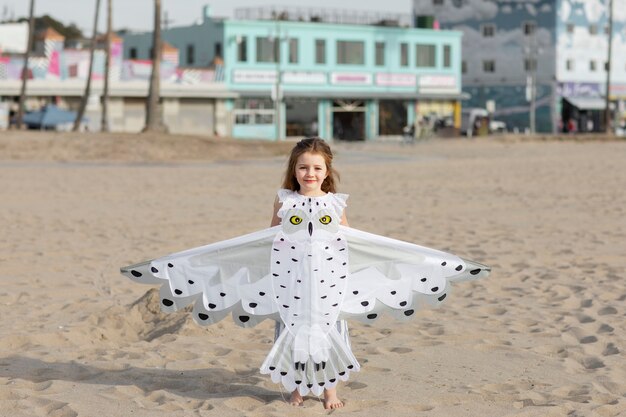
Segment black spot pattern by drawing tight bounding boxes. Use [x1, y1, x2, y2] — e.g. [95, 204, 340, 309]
[162, 299, 173, 307]
[431, 287, 439, 292]
[367, 314, 377, 319]
[174, 289, 182, 295]
[404, 309, 414, 316]
[131, 270, 142, 277]
[470, 268, 481, 275]
[239, 316, 250, 323]
[198, 313, 209, 320]
[249, 303, 258, 308]
[168, 263, 173, 268]
[151, 266, 158, 273]
[455, 265, 463, 271]
[438, 294, 447, 301]
[188, 280, 194, 285]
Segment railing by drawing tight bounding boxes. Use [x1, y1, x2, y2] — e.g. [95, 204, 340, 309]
[234, 5, 412, 27]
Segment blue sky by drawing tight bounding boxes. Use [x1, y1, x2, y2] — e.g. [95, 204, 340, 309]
[0, 0, 413, 33]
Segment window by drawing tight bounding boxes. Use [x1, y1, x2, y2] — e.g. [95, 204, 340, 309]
[462, 60, 467, 73]
[315, 39, 326, 64]
[482, 24, 495, 37]
[483, 60, 496, 73]
[375, 41, 385, 66]
[590, 60, 597, 71]
[237, 36, 247, 62]
[523, 21, 536, 36]
[214, 42, 222, 58]
[443, 45, 451, 68]
[566, 59, 574, 71]
[289, 38, 298, 63]
[129, 47, 138, 59]
[415, 44, 436, 67]
[566, 23, 574, 33]
[400, 42, 408, 67]
[589, 24, 598, 35]
[524, 58, 537, 72]
[336, 40, 365, 65]
[256, 37, 279, 63]
[234, 99, 275, 125]
[187, 44, 195, 65]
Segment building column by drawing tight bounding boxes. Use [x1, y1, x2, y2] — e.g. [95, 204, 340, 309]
[318, 99, 332, 141]
[407, 101, 415, 128]
[216, 99, 233, 137]
[365, 99, 379, 140]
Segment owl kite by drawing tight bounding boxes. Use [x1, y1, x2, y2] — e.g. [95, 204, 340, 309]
[121, 190, 490, 395]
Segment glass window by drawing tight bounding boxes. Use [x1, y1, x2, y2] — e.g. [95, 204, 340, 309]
[187, 44, 195, 65]
[214, 42, 222, 57]
[256, 37, 279, 63]
[237, 36, 247, 62]
[289, 38, 298, 64]
[590, 60, 596, 71]
[461, 60, 467, 73]
[589, 24, 598, 35]
[375, 42, 385, 66]
[482, 24, 495, 37]
[129, 47, 137, 59]
[400, 43, 408, 67]
[415, 44, 436, 67]
[524, 58, 537, 72]
[483, 60, 496, 73]
[315, 39, 326, 64]
[523, 21, 536, 35]
[336, 40, 365, 65]
[443, 45, 451, 68]
[566, 59, 574, 71]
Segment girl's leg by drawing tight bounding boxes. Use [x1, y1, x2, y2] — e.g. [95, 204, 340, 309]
[290, 389, 304, 406]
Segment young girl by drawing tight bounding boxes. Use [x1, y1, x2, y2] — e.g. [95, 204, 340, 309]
[269, 137, 348, 409]
[122, 138, 489, 412]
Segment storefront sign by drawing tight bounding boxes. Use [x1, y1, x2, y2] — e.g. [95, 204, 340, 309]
[283, 71, 326, 85]
[375, 73, 416, 87]
[330, 72, 372, 85]
[557, 82, 601, 98]
[233, 69, 276, 84]
[418, 75, 457, 90]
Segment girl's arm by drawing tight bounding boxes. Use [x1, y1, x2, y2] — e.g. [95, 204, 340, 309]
[340, 210, 349, 227]
[270, 196, 282, 227]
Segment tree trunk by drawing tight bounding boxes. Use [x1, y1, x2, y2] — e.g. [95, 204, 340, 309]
[101, 0, 112, 132]
[142, 0, 167, 133]
[73, 0, 101, 131]
[15, 0, 36, 129]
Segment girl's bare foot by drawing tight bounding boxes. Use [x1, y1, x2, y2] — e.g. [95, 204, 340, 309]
[323, 388, 343, 409]
[289, 389, 304, 406]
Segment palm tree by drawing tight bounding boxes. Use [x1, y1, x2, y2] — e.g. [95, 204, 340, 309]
[142, 0, 167, 132]
[73, 0, 101, 131]
[15, 0, 35, 129]
[101, 0, 112, 132]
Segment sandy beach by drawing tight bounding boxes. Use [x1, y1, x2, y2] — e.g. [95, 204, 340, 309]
[0, 132, 624, 417]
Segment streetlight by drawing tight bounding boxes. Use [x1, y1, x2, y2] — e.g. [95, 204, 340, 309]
[604, 0, 614, 134]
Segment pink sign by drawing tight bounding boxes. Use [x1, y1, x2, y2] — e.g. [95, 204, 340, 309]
[330, 72, 372, 85]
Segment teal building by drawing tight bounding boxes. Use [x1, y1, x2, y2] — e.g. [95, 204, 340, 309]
[122, 5, 465, 140]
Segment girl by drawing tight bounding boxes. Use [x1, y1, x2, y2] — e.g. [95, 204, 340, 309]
[122, 138, 489, 412]
[269, 137, 348, 409]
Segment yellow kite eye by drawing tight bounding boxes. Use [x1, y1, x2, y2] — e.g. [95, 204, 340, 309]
[289, 216, 303, 225]
[319, 215, 332, 225]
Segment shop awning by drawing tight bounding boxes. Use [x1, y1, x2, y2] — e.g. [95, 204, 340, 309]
[565, 97, 606, 110]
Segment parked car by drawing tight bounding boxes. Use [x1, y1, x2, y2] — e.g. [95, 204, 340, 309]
[489, 119, 507, 133]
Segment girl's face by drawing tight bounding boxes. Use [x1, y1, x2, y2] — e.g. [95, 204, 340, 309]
[294, 151, 328, 196]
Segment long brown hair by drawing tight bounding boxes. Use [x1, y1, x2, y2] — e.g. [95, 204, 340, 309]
[281, 137, 339, 193]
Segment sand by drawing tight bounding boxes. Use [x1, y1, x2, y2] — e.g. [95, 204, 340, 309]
[0, 131, 624, 417]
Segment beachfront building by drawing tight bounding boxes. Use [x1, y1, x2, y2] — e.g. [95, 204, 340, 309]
[412, 0, 626, 133]
[122, 5, 464, 140]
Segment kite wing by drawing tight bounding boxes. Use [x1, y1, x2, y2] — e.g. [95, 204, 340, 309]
[339, 226, 490, 323]
[121, 226, 281, 328]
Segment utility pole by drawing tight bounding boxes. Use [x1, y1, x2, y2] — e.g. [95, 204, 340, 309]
[16, 0, 35, 129]
[524, 22, 538, 135]
[604, 0, 614, 134]
[273, 15, 283, 140]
